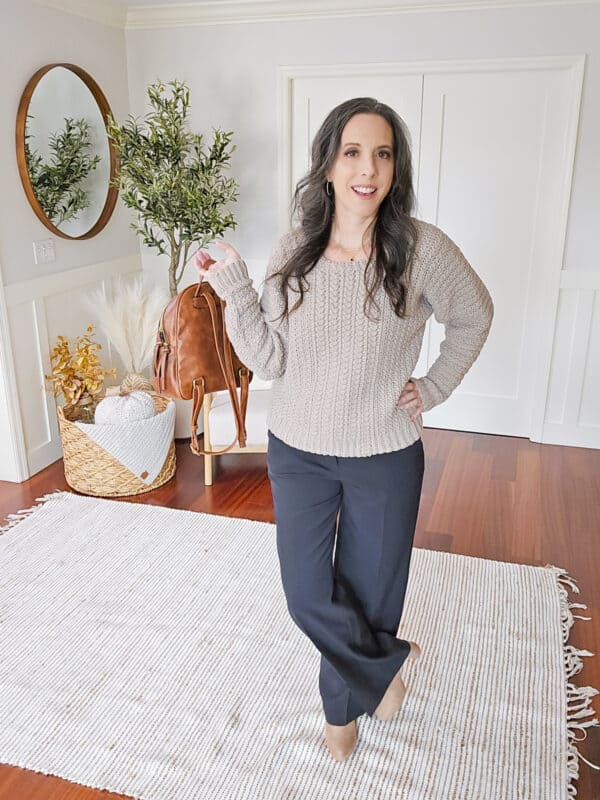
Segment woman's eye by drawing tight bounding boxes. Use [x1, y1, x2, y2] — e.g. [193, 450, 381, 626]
[344, 149, 391, 158]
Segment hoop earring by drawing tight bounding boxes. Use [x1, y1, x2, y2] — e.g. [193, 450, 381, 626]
[325, 180, 333, 197]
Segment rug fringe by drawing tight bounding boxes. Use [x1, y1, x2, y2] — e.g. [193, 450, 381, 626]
[544, 564, 600, 797]
[0, 490, 69, 536]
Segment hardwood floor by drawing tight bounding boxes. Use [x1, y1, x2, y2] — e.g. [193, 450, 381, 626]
[1, 428, 598, 799]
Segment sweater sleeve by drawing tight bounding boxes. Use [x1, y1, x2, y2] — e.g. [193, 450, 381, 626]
[412, 228, 494, 413]
[200, 234, 291, 381]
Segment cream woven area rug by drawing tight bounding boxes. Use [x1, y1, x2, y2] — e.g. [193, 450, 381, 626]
[1, 491, 598, 800]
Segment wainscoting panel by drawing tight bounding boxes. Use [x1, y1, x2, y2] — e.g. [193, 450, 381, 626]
[4, 255, 142, 477]
[543, 271, 600, 448]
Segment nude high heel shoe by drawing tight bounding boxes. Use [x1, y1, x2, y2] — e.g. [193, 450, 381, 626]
[324, 719, 358, 761]
[373, 640, 421, 722]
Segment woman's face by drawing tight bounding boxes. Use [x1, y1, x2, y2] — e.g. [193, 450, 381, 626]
[326, 113, 395, 218]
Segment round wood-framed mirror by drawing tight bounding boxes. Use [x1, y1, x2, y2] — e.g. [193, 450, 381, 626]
[15, 63, 118, 240]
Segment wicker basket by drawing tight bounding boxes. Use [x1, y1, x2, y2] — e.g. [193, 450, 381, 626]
[56, 394, 176, 497]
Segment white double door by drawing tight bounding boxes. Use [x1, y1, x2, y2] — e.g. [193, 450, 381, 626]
[287, 58, 583, 439]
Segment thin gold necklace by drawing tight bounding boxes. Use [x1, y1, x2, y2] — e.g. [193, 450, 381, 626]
[330, 241, 368, 261]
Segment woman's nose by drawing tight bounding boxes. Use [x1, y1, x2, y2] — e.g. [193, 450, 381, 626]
[360, 157, 377, 176]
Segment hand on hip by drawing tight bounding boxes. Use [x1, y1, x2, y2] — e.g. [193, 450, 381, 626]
[396, 379, 423, 421]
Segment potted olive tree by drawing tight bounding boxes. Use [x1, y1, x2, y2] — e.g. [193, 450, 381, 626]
[106, 79, 239, 435]
[107, 79, 238, 297]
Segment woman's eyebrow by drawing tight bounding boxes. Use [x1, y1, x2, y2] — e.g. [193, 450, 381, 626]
[343, 142, 393, 148]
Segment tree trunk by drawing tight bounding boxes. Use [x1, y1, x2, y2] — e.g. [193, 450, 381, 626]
[169, 247, 181, 297]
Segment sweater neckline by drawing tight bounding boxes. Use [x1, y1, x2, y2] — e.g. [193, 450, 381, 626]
[320, 253, 369, 265]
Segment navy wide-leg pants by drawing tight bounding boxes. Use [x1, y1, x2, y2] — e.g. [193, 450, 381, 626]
[266, 429, 425, 726]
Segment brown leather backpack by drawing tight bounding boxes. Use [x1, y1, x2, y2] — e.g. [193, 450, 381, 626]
[153, 274, 252, 456]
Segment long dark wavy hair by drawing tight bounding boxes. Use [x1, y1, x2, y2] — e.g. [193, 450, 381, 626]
[267, 97, 419, 323]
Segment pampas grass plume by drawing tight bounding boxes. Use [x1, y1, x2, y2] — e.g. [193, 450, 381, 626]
[82, 275, 169, 374]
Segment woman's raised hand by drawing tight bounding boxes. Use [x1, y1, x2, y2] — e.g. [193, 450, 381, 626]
[195, 240, 243, 277]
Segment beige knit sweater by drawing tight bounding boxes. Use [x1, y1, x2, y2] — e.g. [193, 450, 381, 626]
[203, 218, 494, 457]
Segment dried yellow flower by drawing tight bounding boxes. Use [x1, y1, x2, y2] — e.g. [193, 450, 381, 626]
[45, 325, 116, 422]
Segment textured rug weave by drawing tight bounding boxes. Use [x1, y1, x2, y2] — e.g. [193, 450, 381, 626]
[0, 491, 598, 800]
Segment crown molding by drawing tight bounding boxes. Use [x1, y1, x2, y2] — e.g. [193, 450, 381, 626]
[33, 0, 600, 31]
[125, 0, 600, 29]
[33, 0, 127, 28]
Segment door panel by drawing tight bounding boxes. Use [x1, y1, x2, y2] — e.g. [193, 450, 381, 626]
[418, 67, 576, 436]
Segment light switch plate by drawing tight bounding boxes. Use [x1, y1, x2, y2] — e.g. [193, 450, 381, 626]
[33, 239, 56, 265]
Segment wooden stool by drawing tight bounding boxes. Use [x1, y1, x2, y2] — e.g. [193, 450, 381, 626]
[202, 388, 270, 485]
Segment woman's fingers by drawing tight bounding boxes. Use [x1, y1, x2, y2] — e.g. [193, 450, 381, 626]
[195, 241, 242, 276]
[397, 380, 415, 403]
[214, 240, 240, 256]
[397, 379, 423, 419]
[195, 251, 220, 280]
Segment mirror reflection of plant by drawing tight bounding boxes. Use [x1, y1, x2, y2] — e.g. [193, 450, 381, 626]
[25, 114, 101, 225]
[106, 79, 239, 297]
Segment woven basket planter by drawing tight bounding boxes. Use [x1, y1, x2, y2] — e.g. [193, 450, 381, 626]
[56, 394, 176, 497]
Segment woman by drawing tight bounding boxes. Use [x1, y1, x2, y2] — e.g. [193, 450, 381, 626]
[195, 97, 494, 762]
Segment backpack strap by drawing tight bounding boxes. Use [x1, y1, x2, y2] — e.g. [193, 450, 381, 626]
[153, 320, 170, 393]
[220, 295, 250, 442]
[189, 280, 251, 457]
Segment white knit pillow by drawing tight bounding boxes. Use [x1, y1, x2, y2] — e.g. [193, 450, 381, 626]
[94, 391, 156, 424]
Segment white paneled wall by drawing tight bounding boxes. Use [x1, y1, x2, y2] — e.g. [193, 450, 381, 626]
[0, 280, 27, 482]
[544, 271, 600, 448]
[4, 256, 142, 476]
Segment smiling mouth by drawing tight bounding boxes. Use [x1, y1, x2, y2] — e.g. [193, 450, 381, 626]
[352, 187, 377, 196]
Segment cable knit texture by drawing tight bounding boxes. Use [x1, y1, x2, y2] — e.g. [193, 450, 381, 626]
[203, 218, 494, 457]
